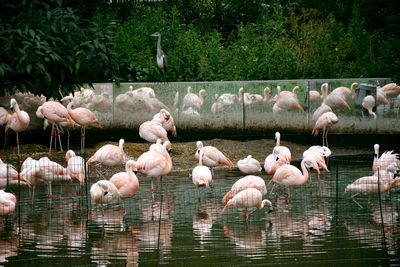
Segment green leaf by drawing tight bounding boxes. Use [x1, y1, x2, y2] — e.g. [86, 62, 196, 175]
[26, 64, 32, 74]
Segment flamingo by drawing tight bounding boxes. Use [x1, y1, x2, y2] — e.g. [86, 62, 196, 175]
[38, 157, 71, 198]
[264, 151, 287, 175]
[237, 155, 262, 175]
[109, 160, 139, 214]
[0, 107, 7, 126]
[63, 96, 101, 152]
[36, 100, 74, 153]
[312, 111, 338, 147]
[0, 159, 26, 188]
[268, 158, 315, 202]
[361, 95, 376, 119]
[5, 98, 30, 156]
[330, 82, 358, 101]
[274, 132, 291, 164]
[249, 87, 271, 105]
[223, 188, 272, 221]
[217, 93, 238, 106]
[269, 85, 300, 102]
[222, 175, 267, 203]
[372, 144, 399, 173]
[139, 120, 169, 144]
[65, 150, 87, 186]
[345, 162, 400, 208]
[309, 88, 322, 106]
[181, 87, 206, 111]
[192, 149, 212, 199]
[19, 157, 41, 199]
[321, 83, 351, 111]
[90, 179, 121, 216]
[312, 102, 332, 121]
[302, 146, 329, 185]
[377, 87, 391, 108]
[0, 190, 17, 216]
[152, 109, 177, 137]
[380, 83, 400, 98]
[271, 86, 304, 114]
[238, 87, 252, 106]
[134, 141, 172, 197]
[195, 141, 234, 178]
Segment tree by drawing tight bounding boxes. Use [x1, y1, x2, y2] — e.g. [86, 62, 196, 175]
[0, 0, 120, 99]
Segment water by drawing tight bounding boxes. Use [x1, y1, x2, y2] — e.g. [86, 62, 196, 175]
[1, 156, 399, 266]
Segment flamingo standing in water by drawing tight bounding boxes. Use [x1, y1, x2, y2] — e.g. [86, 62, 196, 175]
[372, 144, 399, 173]
[195, 141, 234, 179]
[273, 132, 291, 164]
[302, 146, 330, 185]
[36, 100, 74, 153]
[237, 155, 262, 175]
[0, 159, 26, 188]
[223, 188, 272, 221]
[345, 162, 400, 208]
[90, 180, 121, 216]
[0, 190, 17, 216]
[87, 139, 126, 179]
[65, 150, 87, 187]
[134, 141, 172, 198]
[312, 111, 338, 147]
[192, 149, 212, 199]
[64, 96, 101, 153]
[222, 175, 267, 203]
[109, 160, 139, 214]
[5, 98, 30, 156]
[268, 158, 315, 203]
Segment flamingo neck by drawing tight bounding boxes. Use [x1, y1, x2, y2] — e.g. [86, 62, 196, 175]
[199, 150, 203, 166]
[263, 88, 269, 102]
[198, 91, 204, 104]
[238, 88, 243, 102]
[300, 162, 309, 185]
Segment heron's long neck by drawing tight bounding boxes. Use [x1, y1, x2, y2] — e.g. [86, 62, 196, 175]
[157, 35, 162, 53]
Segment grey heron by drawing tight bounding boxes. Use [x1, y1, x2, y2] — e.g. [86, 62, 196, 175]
[150, 32, 167, 82]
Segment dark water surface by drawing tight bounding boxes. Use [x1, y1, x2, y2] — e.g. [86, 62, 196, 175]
[0, 155, 399, 266]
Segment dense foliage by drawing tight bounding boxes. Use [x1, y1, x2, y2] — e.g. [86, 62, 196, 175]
[1, 0, 399, 97]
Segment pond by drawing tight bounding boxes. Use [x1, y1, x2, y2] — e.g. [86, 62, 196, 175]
[0, 155, 399, 266]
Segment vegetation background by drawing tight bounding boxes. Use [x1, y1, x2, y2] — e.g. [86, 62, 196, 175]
[1, 0, 399, 98]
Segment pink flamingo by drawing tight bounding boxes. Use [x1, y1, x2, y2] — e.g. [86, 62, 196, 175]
[237, 155, 262, 175]
[110, 160, 139, 199]
[0, 107, 7, 126]
[38, 157, 71, 198]
[345, 162, 399, 208]
[268, 158, 315, 203]
[271, 86, 304, 113]
[5, 98, 30, 156]
[361, 95, 376, 119]
[195, 141, 234, 178]
[312, 102, 332, 121]
[90, 180, 121, 216]
[134, 141, 172, 197]
[274, 132, 291, 164]
[238, 87, 252, 106]
[372, 144, 399, 173]
[0, 159, 26, 188]
[0, 190, 17, 216]
[65, 150, 87, 186]
[264, 151, 287, 175]
[380, 83, 400, 98]
[36, 101, 74, 153]
[192, 149, 212, 199]
[181, 87, 207, 111]
[152, 109, 177, 137]
[312, 111, 338, 147]
[222, 175, 267, 203]
[330, 82, 358, 101]
[377, 88, 391, 108]
[139, 120, 169, 144]
[249, 87, 270, 105]
[321, 83, 351, 111]
[302, 146, 329, 185]
[64, 96, 101, 152]
[223, 188, 272, 221]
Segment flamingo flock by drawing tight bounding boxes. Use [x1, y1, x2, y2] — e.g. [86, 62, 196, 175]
[0, 82, 399, 222]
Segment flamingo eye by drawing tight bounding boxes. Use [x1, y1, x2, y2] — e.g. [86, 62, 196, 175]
[197, 150, 200, 153]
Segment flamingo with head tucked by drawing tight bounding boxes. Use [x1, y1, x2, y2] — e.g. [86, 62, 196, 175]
[237, 155, 262, 175]
[0, 190, 17, 216]
[110, 160, 139, 199]
[321, 83, 351, 111]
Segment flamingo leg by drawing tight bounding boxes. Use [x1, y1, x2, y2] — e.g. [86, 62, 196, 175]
[151, 177, 155, 201]
[325, 129, 329, 148]
[322, 128, 325, 147]
[56, 125, 63, 152]
[350, 193, 363, 208]
[47, 181, 53, 198]
[16, 132, 20, 157]
[269, 183, 276, 196]
[49, 123, 55, 153]
[67, 130, 70, 151]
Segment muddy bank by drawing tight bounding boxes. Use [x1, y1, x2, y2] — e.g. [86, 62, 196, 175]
[0, 137, 375, 176]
